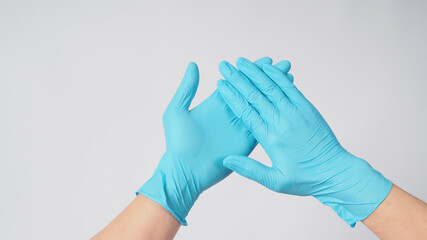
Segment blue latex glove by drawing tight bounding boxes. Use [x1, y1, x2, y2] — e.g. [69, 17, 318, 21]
[217, 57, 392, 227]
[137, 58, 292, 225]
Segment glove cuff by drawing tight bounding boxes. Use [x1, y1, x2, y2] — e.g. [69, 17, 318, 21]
[136, 152, 200, 226]
[315, 152, 392, 227]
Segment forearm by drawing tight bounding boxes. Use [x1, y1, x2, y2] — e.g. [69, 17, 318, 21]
[91, 194, 180, 240]
[362, 184, 427, 240]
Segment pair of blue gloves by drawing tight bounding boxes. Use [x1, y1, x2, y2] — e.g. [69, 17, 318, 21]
[137, 57, 392, 227]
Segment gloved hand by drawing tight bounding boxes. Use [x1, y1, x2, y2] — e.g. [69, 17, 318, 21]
[137, 58, 292, 225]
[217, 57, 392, 227]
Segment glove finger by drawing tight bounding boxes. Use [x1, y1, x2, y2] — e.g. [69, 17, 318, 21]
[217, 79, 264, 136]
[223, 155, 278, 190]
[168, 62, 199, 112]
[262, 64, 307, 105]
[274, 61, 294, 83]
[274, 60, 291, 73]
[287, 73, 294, 83]
[236, 57, 287, 107]
[219, 61, 275, 122]
[254, 57, 273, 67]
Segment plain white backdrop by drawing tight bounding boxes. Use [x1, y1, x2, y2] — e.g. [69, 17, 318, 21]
[1, 0, 426, 239]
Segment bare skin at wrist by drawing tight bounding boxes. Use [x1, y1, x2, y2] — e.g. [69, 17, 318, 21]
[362, 184, 427, 240]
[91, 194, 180, 240]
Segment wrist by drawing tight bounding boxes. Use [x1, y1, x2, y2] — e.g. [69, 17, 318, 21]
[137, 151, 201, 225]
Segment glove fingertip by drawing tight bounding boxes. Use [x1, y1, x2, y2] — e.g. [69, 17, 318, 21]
[217, 79, 226, 88]
[223, 155, 236, 166]
[223, 155, 244, 169]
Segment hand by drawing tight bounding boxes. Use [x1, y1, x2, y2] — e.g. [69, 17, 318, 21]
[138, 58, 291, 225]
[217, 57, 392, 226]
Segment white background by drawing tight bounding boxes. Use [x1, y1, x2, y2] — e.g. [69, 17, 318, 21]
[1, 0, 426, 239]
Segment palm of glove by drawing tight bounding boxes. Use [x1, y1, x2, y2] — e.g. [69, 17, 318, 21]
[161, 90, 256, 193]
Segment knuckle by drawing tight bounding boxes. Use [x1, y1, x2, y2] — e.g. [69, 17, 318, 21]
[277, 97, 289, 109]
[282, 84, 296, 90]
[246, 90, 261, 103]
[250, 118, 263, 132]
[240, 104, 253, 119]
[264, 84, 281, 96]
